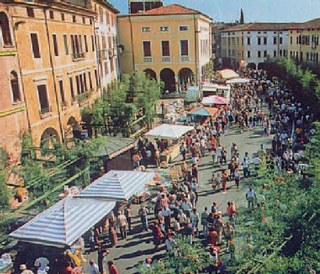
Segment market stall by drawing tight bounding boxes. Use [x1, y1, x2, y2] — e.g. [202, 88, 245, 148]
[201, 95, 227, 106]
[188, 106, 220, 124]
[9, 197, 116, 249]
[145, 124, 194, 165]
[76, 170, 156, 203]
[226, 77, 251, 84]
[201, 83, 231, 102]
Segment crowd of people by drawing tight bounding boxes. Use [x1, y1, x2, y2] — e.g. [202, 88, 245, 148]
[14, 68, 316, 274]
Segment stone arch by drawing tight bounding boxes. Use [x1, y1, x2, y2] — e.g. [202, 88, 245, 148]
[144, 68, 156, 80]
[178, 67, 194, 91]
[160, 68, 175, 93]
[0, 12, 12, 46]
[10, 71, 21, 102]
[247, 62, 257, 70]
[40, 127, 60, 152]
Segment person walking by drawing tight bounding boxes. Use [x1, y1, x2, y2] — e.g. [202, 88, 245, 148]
[138, 204, 149, 231]
[107, 261, 119, 274]
[124, 204, 132, 232]
[222, 170, 229, 194]
[89, 259, 99, 274]
[246, 187, 256, 209]
[97, 245, 109, 274]
[116, 212, 128, 240]
[152, 220, 163, 251]
[242, 152, 250, 178]
[201, 207, 209, 237]
[190, 208, 200, 236]
[234, 167, 240, 190]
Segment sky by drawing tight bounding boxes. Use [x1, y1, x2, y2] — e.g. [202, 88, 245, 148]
[108, 0, 320, 23]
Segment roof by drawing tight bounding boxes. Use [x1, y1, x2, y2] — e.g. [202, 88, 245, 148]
[94, 0, 120, 14]
[288, 18, 320, 30]
[10, 198, 115, 248]
[188, 106, 219, 116]
[145, 124, 194, 139]
[93, 137, 135, 159]
[221, 22, 293, 32]
[77, 170, 156, 201]
[120, 4, 212, 20]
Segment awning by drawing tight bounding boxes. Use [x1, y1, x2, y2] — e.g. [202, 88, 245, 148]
[10, 198, 115, 248]
[92, 137, 135, 159]
[188, 106, 219, 117]
[226, 78, 251, 84]
[218, 69, 240, 80]
[201, 95, 227, 106]
[145, 124, 194, 139]
[77, 170, 156, 201]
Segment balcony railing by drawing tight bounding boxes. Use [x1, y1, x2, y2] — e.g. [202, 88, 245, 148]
[144, 56, 152, 63]
[72, 52, 85, 61]
[162, 56, 171, 63]
[180, 56, 190, 62]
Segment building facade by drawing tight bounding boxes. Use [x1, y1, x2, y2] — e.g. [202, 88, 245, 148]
[220, 23, 290, 69]
[0, 3, 28, 163]
[92, 0, 119, 94]
[288, 18, 320, 64]
[117, 4, 212, 92]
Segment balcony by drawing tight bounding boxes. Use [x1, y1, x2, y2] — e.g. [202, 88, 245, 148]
[39, 106, 53, 119]
[72, 52, 85, 62]
[180, 56, 190, 62]
[144, 56, 152, 63]
[162, 56, 171, 63]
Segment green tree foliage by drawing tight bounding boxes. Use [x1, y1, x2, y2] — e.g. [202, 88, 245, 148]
[0, 170, 10, 209]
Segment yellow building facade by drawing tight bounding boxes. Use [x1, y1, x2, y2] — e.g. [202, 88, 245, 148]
[118, 4, 212, 92]
[288, 18, 320, 64]
[0, 3, 28, 163]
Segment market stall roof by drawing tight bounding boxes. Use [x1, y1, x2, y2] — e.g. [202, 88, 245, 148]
[218, 69, 240, 80]
[201, 95, 227, 106]
[188, 106, 219, 117]
[92, 137, 135, 159]
[77, 170, 156, 201]
[226, 78, 251, 84]
[10, 198, 115, 248]
[145, 124, 194, 139]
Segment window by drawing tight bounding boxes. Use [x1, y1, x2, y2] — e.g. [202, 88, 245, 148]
[83, 73, 87, 91]
[49, 10, 54, 20]
[30, 33, 41, 58]
[79, 74, 84, 93]
[257, 51, 261, 58]
[63, 34, 68, 55]
[274, 50, 276, 58]
[82, 17, 85, 24]
[94, 69, 99, 88]
[263, 37, 267, 45]
[27, 7, 34, 18]
[279, 37, 283, 44]
[10, 71, 21, 102]
[52, 34, 59, 56]
[72, 15, 76, 23]
[143, 41, 151, 57]
[37, 84, 49, 113]
[264, 50, 267, 57]
[59, 80, 65, 103]
[160, 26, 169, 32]
[75, 75, 80, 94]
[180, 40, 189, 56]
[0, 12, 12, 46]
[69, 77, 75, 100]
[141, 27, 150, 32]
[161, 41, 170, 56]
[61, 13, 65, 21]
[290, 36, 292, 44]
[104, 61, 108, 76]
[179, 25, 188, 31]
[91, 35, 95, 51]
[84, 35, 88, 52]
[247, 37, 251, 45]
[280, 50, 283, 56]
[247, 51, 251, 58]
[273, 37, 277, 44]
[78, 35, 83, 53]
[257, 37, 261, 45]
[88, 71, 92, 90]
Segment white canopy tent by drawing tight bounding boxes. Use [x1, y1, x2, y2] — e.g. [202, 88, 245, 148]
[145, 124, 194, 139]
[226, 78, 251, 84]
[218, 69, 240, 80]
[10, 197, 115, 248]
[77, 170, 156, 201]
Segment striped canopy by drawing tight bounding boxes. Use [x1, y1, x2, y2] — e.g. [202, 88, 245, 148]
[77, 170, 156, 201]
[10, 198, 115, 248]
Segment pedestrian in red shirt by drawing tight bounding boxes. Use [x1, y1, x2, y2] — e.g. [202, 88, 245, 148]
[152, 220, 163, 251]
[107, 261, 119, 274]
